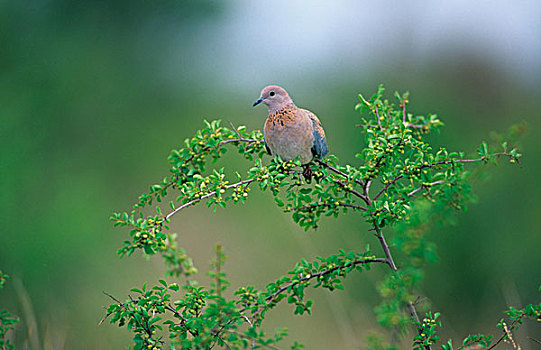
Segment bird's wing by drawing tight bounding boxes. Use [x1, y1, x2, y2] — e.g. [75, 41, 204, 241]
[303, 109, 329, 158]
[263, 136, 271, 155]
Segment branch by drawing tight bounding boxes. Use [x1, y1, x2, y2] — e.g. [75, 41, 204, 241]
[486, 316, 525, 350]
[373, 151, 518, 202]
[372, 222, 429, 350]
[333, 179, 370, 203]
[313, 159, 377, 205]
[164, 304, 192, 331]
[102, 292, 173, 343]
[245, 256, 388, 317]
[207, 255, 387, 346]
[402, 100, 406, 125]
[365, 135, 407, 187]
[428, 152, 519, 167]
[153, 136, 260, 200]
[98, 291, 122, 326]
[407, 180, 446, 197]
[406, 124, 425, 129]
[372, 223, 397, 271]
[314, 159, 366, 189]
[240, 315, 256, 350]
[294, 202, 367, 212]
[165, 179, 254, 220]
[375, 105, 383, 131]
[183, 137, 259, 165]
[373, 175, 404, 201]
[356, 123, 379, 128]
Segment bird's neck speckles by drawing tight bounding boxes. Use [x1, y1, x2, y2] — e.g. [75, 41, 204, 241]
[268, 104, 297, 124]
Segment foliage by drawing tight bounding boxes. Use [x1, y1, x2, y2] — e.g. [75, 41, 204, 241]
[413, 294, 541, 350]
[0, 271, 19, 350]
[105, 86, 537, 349]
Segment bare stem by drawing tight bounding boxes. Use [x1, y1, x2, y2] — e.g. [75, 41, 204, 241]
[402, 101, 406, 125]
[372, 221, 428, 350]
[375, 105, 383, 131]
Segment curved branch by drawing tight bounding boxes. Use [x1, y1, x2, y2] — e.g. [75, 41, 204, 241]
[140, 136, 261, 207]
[244, 256, 388, 317]
[166, 179, 255, 220]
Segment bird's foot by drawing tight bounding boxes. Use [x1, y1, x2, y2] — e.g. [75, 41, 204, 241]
[302, 164, 313, 182]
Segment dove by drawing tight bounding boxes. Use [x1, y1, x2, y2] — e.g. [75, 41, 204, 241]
[253, 85, 328, 179]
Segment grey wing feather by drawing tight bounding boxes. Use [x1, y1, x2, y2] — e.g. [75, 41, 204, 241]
[310, 120, 328, 158]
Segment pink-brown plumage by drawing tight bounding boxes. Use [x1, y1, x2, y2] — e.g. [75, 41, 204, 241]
[253, 85, 328, 164]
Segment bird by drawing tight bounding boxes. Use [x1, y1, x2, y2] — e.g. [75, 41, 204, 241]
[253, 85, 328, 179]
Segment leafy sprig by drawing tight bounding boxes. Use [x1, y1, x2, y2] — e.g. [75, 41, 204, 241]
[0, 271, 19, 350]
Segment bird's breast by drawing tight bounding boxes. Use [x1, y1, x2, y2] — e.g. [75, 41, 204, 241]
[264, 108, 314, 163]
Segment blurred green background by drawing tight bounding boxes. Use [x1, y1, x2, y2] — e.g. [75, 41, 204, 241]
[1, 1, 540, 348]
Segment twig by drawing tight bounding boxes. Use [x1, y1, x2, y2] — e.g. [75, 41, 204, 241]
[99, 291, 124, 326]
[373, 151, 517, 202]
[294, 202, 367, 212]
[102, 290, 122, 304]
[375, 105, 383, 131]
[137, 134, 260, 209]
[486, 315, 525, 350]
[427, 152, 519, 167]
[314, 159, 366, 189]
[364, 180, 372, 196]
[528, 337, 541, 345]
[407, 124, 424, 129]
[334, 179, 370, 203]
[183, 136, 259, 164]
[356, 123, 379, 128]
[402, 101, 406, 125]
[209, 256, 386, 346]
[165, 179, 254, 220]
[241, 316, 256, 350]
[216, 335, 233, 350]
[313, 159, 370, 203]
[407, 180, 446, 197]
[373, 175, 404, 201]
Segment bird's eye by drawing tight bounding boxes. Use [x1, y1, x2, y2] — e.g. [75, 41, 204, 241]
[269, 91, 275, 96]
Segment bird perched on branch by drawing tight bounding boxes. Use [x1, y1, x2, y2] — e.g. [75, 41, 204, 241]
[253, 85, 328, 179]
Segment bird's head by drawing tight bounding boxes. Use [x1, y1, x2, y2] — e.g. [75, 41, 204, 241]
[253, 85, 293, 113]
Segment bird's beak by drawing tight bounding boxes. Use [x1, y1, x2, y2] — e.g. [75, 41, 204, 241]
[252, 97, 263, 107]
